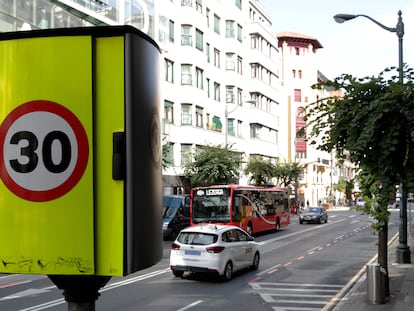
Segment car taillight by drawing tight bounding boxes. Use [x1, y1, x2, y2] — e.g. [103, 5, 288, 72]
[206, 246, 225, 253]
[171, 243, 180, 250]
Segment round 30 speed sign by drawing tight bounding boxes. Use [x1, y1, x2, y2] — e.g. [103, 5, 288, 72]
[0, 100, 89, 202]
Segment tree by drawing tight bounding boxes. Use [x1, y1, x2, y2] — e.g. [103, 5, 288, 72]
[244, 158, 276, 186]
[274, 161, 302, 188]
[183, 145, 242, 186]
[303, 66, 414, 297]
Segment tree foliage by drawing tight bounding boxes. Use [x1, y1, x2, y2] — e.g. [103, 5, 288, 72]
[244, 158, 276, 186]
[275, 161, 302, 187]
[183, 145, 242, 186]
[306, 66, 414, 190]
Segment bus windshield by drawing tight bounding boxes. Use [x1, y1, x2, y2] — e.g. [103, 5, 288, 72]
[192, 189, 230, 224]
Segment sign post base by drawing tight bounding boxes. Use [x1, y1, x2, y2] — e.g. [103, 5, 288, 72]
[48, 275, 111, 311]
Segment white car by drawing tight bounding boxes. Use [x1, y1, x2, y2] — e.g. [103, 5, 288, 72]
[356, 198, 367, 207]
[170, 224, 260, 281]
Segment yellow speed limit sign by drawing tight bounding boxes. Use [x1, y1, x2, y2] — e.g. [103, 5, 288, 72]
[0, 26, 163, 277]
[0, 33, 94, 275]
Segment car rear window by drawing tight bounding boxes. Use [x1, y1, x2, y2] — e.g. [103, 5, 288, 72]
[177, 232, 218, 245]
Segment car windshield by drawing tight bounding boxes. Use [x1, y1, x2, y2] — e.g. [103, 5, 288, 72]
[307, 207, 321, 213]
[177, 232, 218, 245]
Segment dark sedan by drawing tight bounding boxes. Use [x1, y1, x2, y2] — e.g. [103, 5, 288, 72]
[299, 207, 328, 224]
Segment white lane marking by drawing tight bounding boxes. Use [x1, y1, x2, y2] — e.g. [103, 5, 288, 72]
[17, 268, 171, 310]
[258, 218, 346, 246]
[177, 300, 203, 311]
[0, 288, 52, 301]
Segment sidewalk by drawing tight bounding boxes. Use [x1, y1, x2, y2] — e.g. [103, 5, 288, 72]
[329, 221, 414, 311]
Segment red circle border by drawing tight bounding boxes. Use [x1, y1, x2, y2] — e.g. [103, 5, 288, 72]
[0, 100, 89, 202]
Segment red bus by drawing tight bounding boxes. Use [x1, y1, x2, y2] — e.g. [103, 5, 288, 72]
[190, 185, 290, 235]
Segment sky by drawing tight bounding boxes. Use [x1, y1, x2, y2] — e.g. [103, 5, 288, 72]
[258, 0, 414, 80]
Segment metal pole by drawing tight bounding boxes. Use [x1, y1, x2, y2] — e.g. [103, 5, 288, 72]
[395, 10, 411, 264]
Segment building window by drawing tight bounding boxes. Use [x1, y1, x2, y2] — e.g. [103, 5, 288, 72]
[294, 89, 302, 102]
[181, 64, 192, 85]
[237, 120, 243, 138]
[298, 70, 302, 79]
[206, 42, 210, 63]
[181, 144, 192, 165]
[196, 106, 203, 127]
[195, 29, 204, 51]
[226, 86, 234, 103]
[169, 20, 175, 43]
[237, 88, 242, 106]
[250, 123, 262, 139]
[236, 0, 242, 10]
[206, 7, 210, 27]
[226, 53, 235, 71]
[214, 14, 220, 34]
[165, 59, 174, 83]
[292, 69, 296, 78]
[196, 67, 204, 89]
[214, 82, 220, 101]
[295, 47, 300, 55]
[237, 56, 243, 74]
[181, 25, 192, 46]
[181, 104, 192, 125]
[228, 119, 235, 136]
[206, 78, 210, 98]
[251, 63, 259, 79]
[164, 101, 174, 124]
[237, 24, 242, 42]
[214, 48, 220, 68]
[226, 20, 235, 38]
[251, 34, 258, 49]
[165, 142, 174, 167]
[196, 0, 202, 13]
[181, 0, 192, 7]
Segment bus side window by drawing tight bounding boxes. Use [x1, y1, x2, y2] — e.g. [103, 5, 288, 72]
[233, 196, 242, 222]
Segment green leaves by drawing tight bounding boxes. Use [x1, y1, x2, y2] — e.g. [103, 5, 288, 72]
[183, 145, 242, 186]
[304, 65, 414, 231]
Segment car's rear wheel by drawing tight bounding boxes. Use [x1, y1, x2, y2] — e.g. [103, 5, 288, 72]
[172, 270, 184, 277]
[251, 252, 260, 270]
[222, 261, 233, 281]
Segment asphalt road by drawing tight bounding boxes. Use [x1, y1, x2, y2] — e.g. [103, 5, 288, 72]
[0, 208, 401, 311]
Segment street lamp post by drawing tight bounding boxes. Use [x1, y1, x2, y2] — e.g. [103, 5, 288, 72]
[334, 10, 410, 264]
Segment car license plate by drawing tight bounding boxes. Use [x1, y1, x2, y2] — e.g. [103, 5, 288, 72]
[304, 216, 310, 220]
[185, 250, 201, 256]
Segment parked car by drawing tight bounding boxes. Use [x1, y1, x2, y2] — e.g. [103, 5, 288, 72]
[170, 224, 260, 281]
[356, 198, 367, 207]
[162, 195, 190, 240]
[299, 207, 328, 224]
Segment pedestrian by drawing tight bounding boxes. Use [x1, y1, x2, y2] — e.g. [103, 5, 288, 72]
[306, 200, 310, 208]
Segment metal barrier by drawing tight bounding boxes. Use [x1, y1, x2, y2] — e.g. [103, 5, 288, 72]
[366, 263, 386, 304]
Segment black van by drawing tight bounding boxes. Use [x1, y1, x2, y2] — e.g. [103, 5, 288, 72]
[162, 195, 190, 240]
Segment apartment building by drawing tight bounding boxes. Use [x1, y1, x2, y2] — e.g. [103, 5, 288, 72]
[158, 0, 283, 194]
